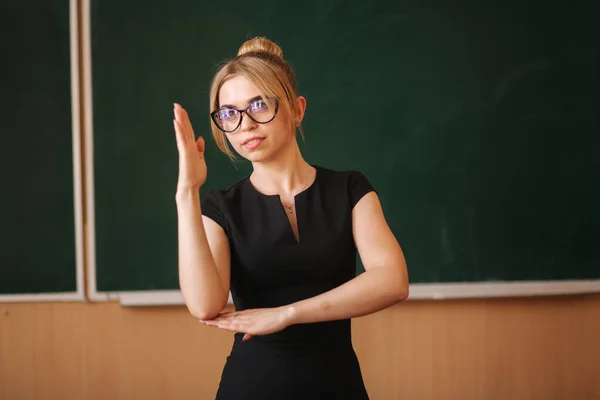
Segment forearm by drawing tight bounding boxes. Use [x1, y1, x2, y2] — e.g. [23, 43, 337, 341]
[287, 266, 408, 325]
[176, 188, 227, 319]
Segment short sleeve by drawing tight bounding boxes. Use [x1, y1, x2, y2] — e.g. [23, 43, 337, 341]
[349, 171, 376, 208]
[200, 189, 226, 231]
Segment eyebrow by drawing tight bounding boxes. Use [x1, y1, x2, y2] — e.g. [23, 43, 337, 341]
[220, 95, 263, 110]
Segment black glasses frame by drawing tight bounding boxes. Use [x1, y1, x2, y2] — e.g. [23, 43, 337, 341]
[210, 98, 279, 133]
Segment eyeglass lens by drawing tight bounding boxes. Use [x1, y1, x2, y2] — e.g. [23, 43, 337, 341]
[214, 98, 277, 132]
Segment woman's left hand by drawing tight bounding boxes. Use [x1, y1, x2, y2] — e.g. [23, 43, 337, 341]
[200, 307, 296, 341]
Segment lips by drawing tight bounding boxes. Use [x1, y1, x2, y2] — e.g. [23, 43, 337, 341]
[242, 136, 265, 150]
[242, 136, 265, 145]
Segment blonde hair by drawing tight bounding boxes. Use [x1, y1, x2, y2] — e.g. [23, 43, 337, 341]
[209, 37, 302, 160]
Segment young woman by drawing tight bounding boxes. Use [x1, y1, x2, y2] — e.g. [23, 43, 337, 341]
[173, 37, 408, 399]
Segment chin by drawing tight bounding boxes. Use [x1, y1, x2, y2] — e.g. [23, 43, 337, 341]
[234, 147, 268, 163]
[244, 151, 273, 164]
[236, 143, 278, 163]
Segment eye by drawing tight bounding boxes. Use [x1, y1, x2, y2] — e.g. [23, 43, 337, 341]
[218, 108, 239, 121]
[250, 100, 269, 112]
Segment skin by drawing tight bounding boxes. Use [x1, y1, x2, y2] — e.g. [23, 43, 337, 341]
[173, 75, 409, 341]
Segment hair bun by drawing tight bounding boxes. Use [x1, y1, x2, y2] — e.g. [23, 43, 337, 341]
[237, 37, 284, 60]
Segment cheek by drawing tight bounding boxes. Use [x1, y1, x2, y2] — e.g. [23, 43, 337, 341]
[267, 127, 293, 146]
[224, 133, 238, 147]
[270, 111, 294, 136]
[272, 118, 295, 140]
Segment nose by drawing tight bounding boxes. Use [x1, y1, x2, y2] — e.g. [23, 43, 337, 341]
[239, 111, 257, 132]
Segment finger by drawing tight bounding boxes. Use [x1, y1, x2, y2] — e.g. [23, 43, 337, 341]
[201, 316, 244, 326]
[173, 104, 194, 142]
[199, 319, 219, 326]
[173, 104, 182, 123]
[200, 320, 225, 329]
[178, 106, 195, 141]
[173, 119, 187, 149]
[220, 317, 251, 327]
[174, 108, 185, 137]
[216, 311, 238, 318]
[207, 313, 229, 321]
[173, 118, 184, 136]
[196, 136, 205, 154]
[214, 322, 248, 333]
[212, 315, 244, 324]
[242, 333, 253, 341]
[221, 309, 257, 317]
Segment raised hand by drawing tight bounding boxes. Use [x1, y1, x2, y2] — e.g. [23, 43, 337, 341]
[173, 103, 207, 191]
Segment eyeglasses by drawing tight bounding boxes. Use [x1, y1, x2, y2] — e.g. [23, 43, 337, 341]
[210, 97, 279, 133]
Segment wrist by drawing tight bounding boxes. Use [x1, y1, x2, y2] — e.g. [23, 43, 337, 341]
[175, 186, 200, 202]
[282, 304, 299, 327]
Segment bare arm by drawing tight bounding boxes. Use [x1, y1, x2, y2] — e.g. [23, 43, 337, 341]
[200, 191, 408, 338]
[173, 103, 230, 320]
[176, 189, 230, 320]
[287, 191, 408, 324]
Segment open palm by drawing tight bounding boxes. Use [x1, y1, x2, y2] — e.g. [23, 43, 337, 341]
[173, 103, 206, 191]
[200, 307, 295, 341]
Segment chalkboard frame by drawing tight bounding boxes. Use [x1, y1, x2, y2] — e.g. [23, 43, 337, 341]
[81, 0, 600, 306]
[1, 0, 85, 303]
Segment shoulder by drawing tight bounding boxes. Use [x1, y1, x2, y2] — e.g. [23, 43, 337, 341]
[201, 175, 250, 204]
[315, 165, 370, 182]
[200, 175, 251, 230]
[315, 166, 376, 209]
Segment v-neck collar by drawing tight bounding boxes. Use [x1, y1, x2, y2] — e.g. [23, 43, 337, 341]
[244, 165, 319, 200]
[244, 165, 320, 245]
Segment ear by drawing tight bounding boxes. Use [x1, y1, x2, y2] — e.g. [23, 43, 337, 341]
[294, 96, 307, 126]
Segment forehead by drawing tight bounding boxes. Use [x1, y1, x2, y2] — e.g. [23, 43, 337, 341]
[219, 75, 261, 108]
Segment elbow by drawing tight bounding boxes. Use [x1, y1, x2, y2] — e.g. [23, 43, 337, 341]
[396, 282, 409, 302]
[187, 303, 223, 321]
[184, 294, 228, 321]
[180, 282, 228, 320]
[381, 272, 409, 305]
[391, 267, 409, 303]
[189, 308, 219, 321]
[387, 284, 408, 306]
[396, 260, 409, 301]
[374, 264, 409, 304]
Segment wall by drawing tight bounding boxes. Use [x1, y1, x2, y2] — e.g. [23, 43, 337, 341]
[1, 294, 599, 399]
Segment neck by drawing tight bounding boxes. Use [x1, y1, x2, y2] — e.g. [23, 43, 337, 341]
[250, 141, 312, 197]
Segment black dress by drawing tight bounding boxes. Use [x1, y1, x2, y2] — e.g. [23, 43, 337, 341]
[201, 165, 374, 400]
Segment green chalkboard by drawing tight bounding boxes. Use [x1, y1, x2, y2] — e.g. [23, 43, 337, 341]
[90, 0, 599, 294]
[1, 0, 79, 296]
